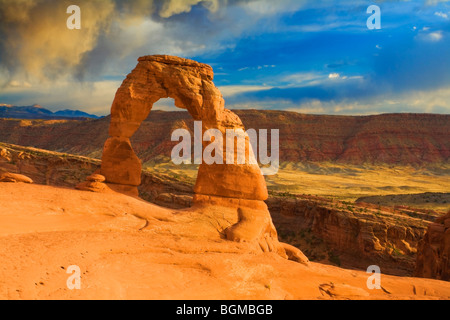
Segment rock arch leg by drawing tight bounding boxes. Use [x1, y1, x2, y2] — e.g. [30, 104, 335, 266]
[101, 137, 141, 186]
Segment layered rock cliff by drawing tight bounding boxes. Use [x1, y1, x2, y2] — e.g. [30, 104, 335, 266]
[267, 196, 434, 276]
[415, 210, 450, 281]
[0, 110, 448, 165]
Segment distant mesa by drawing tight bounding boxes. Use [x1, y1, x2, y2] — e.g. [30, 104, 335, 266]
[0, 104, 101, 120]
[0, 109, 447, 165]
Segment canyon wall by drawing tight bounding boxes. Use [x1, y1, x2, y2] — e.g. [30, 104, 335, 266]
[0, 111, 448, 165]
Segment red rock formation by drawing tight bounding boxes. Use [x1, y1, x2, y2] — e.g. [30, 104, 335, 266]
[267, 196, 430, 276]
[101, 55, 266, 200]
[0, 172, 33, 183]
[0, 143, 100, 187]
[415, 210, 450, 281]
[233, 110, 450, 164]
[89, 55, 304, 262]
[1, 111, 448, 165]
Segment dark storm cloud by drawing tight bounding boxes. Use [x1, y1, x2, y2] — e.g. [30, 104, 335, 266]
[0, 0, 265, 83]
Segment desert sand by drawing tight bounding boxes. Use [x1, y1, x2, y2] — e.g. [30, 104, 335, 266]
[1, 182, 449, 300]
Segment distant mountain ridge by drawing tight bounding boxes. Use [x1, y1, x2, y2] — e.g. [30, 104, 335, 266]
[0, 104, 101, 120]
[0, 110, 448, 165]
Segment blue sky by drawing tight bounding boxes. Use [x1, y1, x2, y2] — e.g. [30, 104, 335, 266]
[1, 0, 450, 115]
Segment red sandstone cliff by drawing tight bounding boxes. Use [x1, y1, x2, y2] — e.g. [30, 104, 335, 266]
[0, 111, 448, 165]
[415, 210, 450, 281]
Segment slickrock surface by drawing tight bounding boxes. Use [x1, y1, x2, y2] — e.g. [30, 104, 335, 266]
[0, 182, 449, 300]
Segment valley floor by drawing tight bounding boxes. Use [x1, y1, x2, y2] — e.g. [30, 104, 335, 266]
[144, 161, 450, 212]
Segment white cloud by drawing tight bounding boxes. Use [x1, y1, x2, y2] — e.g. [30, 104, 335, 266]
[238, 65, 276, 72]
[234, 86, 450, 115]
[426, 0, 450, 5]
[328, 73, 340, 79]
[242, 0, 305, 16]
[159, 0, 220, 18]
[428, 31, 444, 41]
[218, 85, 273, 97]
[417, 30, 444, 42]
[281, 72, 326, 86]
[434, 11, 449, 19]
[279, 72, 362, 87]
[6, 80, 31, 88]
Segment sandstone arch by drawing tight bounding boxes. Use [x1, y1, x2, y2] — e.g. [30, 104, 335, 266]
[95, 55, 308, 263]
[101, 55, 267, 200]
